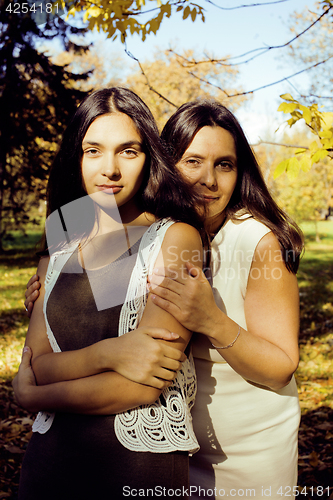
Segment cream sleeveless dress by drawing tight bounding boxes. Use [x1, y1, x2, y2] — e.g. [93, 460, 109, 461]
[189, 216, 300, 500]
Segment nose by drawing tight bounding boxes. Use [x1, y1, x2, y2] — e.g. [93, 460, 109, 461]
[201, 163, 217, 189]
[102, 155, 120, 178]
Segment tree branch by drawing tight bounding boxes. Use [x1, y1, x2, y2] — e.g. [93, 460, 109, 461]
[187, 55, 333, 97]
[251, 139, 309, 149]
[124, 43, 178, 108]
[168, 5, 333, 66]
[204, 0, 288, 11]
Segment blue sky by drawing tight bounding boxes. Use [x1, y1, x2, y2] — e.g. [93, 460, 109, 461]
[74, 0, 320, 142]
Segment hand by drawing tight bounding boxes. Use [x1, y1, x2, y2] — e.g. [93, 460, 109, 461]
[24, 274, 40, 317]
[12, 346, 38, 412]
[148, 261, 218, 335]
[110, 328, 187, 390]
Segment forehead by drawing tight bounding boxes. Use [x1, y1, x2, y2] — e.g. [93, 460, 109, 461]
[83, 113, 141, 142]
[185, 126, 236, 157]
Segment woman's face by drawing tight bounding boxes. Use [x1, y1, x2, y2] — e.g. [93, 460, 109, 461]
[176, 126, 238, 233]
[81, 113, 146, 215]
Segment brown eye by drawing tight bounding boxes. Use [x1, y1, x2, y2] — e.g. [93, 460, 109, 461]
[216, 162, 234, 172]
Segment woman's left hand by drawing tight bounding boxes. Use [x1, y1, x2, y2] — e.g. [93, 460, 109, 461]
[12, 346, 38, 412]
[149, 261, 218, 334]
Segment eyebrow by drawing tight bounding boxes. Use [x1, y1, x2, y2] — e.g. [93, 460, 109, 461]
[183, 152, 237, 162]
[82, 140, 143, 149]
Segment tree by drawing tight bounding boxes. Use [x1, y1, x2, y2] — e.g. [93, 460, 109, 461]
[0, 0, 89, 249]
[64, 0, 205, 42]
[52, 40, 126, 91]
[287, 0, 333, 106]
[274, 159, 333, 240]
[274, 94, 333, 179]
[127, 48, 246, 129]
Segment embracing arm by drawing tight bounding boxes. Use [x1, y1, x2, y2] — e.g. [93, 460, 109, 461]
[17, 223, 203, 413]
[150, 232, 299, 391]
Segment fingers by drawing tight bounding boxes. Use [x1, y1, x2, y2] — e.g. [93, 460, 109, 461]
[144, 328, 179, 341]
[21, 346, 32, 366]
[26, 274, 39, 290]
[185, 261, 202, 278]
[25, 279, 41, 301]
[150, 293, 182, 321]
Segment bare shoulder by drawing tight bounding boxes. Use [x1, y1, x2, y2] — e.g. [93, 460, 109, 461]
[158, 222, 203, 269]
[250, 231, 298, 288]
[254, 231, 280, 258]
[163, 222, 202, 250]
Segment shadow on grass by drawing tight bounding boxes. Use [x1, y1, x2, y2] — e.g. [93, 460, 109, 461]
[298, 257, 333, 340]
[298, 406, 333, 494]
[0, 309, 29, 338]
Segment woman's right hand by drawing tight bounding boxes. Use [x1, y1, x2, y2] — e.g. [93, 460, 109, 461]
[12, 346, 39, 413]
[24, 274, 40, 317]
[101, 328, 187, 390]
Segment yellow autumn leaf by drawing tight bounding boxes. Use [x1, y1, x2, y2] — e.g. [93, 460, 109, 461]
[277, 102, 298, 114]
[280, 93, 295, 102]
[299, 155, 312, 173]
[311, 149, 329, 163]
[86, 5, 102, 18]
[286, 157, 301, 180]
[273, 159, 288, 179]
[299, 105, 312, 125]
[309, 141, 319, 152]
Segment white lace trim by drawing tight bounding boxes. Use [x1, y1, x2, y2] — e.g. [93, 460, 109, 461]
[32, 220, 199, 454]
[115, 219, 198, 453]
[32, 244, 78, 434]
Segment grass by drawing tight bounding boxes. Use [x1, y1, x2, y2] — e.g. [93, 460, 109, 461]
[0, 222, 333, 496]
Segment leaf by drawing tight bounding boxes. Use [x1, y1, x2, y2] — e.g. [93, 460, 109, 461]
[311, 149, 329, 163]
[190, 8, 197, 21]
[183, 6, 191, 19]
[277, 102, 298, 114]
[273, 159, 288, 179]
[300, 105, 312, 125]
[86, 5, 101, 18]
[299, 155, 312, 173]
[280, 93, 295, 102]
[286, 157, 301, 180]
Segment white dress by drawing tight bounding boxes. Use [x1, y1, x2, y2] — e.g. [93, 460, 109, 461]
[189, 216, 300, 499]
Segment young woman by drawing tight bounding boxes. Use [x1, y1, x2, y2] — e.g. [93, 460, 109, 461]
[14, 88, 205, 499]
[22, 99, 303, 499]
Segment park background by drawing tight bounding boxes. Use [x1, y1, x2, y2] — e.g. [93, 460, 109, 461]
[0, 0, 332, 497]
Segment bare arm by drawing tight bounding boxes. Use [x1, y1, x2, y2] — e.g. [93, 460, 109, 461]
[16, 223, 203, 413]
[149, 232, 299, 391]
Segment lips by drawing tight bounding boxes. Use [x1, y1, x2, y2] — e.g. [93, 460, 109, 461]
[97, 185, 122, 194]
[201, 195, 219, 203]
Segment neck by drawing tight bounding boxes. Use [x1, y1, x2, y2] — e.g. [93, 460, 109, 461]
[92, 204, 153, 238]
[207, 213, 227, 237]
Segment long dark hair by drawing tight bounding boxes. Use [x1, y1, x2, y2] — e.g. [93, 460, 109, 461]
[161, 99, 303, 273]
[41, 87, 205, 252]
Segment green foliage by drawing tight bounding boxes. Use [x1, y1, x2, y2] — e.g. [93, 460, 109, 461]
[274, 160, 333, 224]
[63, 0, 205, 42]
[0, 0, 89, 249]
[275, 94, 333, 179]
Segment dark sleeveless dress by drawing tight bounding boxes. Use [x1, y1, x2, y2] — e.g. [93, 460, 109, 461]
[19, 243, 189, 500]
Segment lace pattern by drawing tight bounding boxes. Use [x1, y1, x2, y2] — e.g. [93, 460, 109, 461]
[114, 219, 198, 453]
